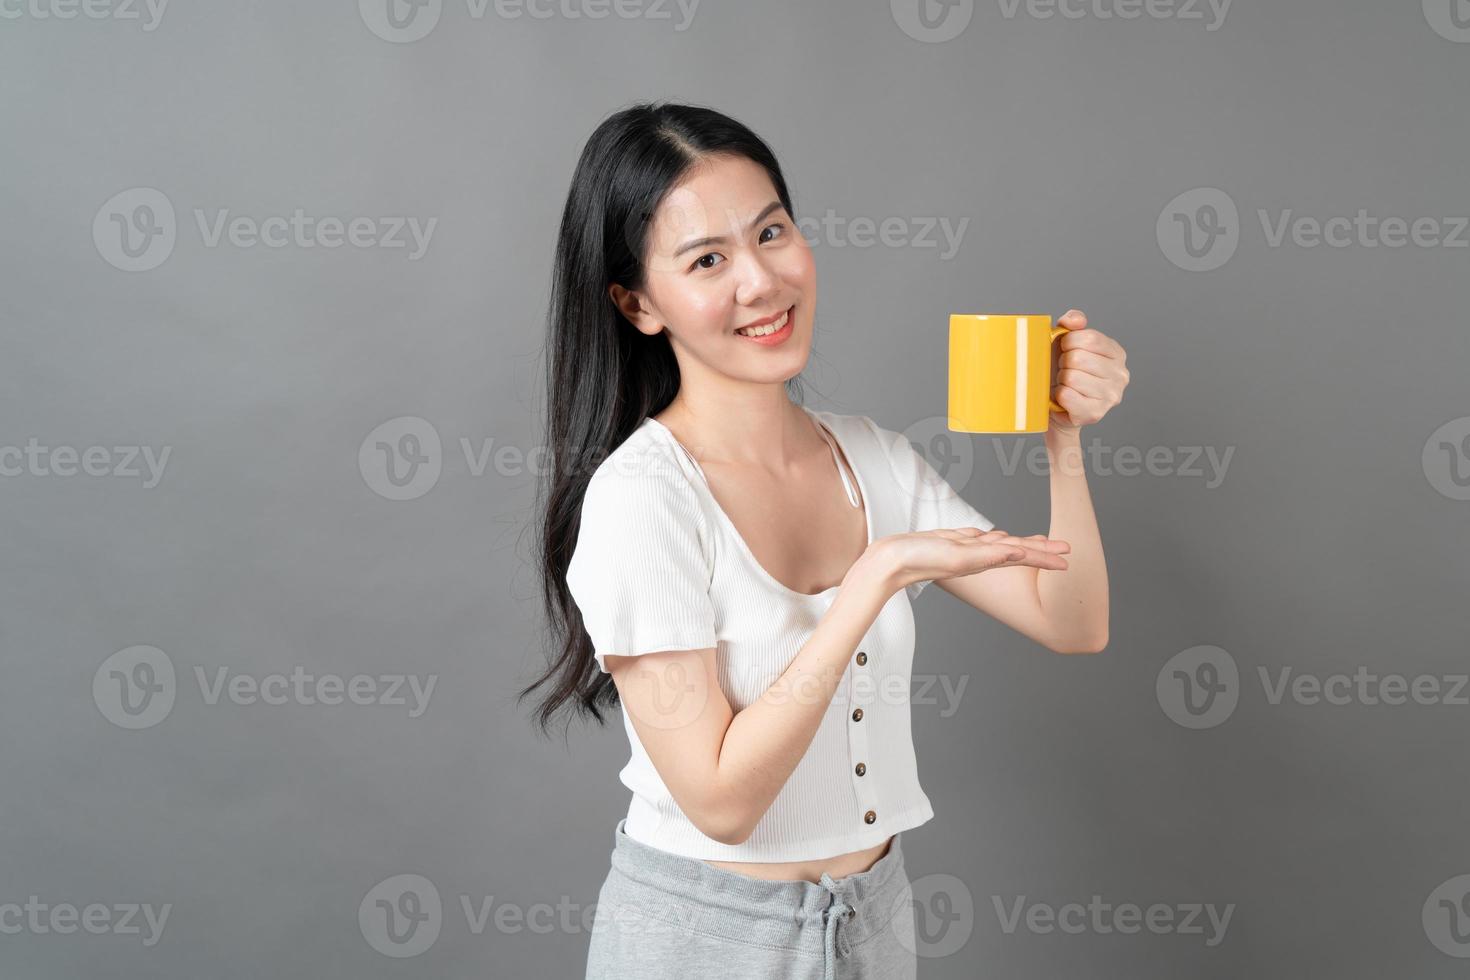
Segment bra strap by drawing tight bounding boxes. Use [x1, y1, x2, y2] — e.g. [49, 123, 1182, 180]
[813, 419, 862, 509]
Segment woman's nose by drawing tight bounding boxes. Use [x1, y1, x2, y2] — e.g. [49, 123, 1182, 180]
[733, 249, 780, 306]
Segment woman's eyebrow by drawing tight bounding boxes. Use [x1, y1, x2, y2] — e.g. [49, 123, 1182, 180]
[671, 200, 784, 257]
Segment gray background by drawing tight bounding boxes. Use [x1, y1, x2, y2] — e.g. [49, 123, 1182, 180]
[3, 0, 1469, 976]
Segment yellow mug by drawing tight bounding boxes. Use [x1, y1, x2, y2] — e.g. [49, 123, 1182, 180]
[948, 314, 1069, 434]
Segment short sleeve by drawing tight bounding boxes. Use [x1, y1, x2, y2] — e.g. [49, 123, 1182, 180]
[867, 417, 995, 601]
[565, 465, 719, 674]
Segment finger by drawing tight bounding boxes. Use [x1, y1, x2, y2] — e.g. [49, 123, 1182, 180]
[984, 544, 1070, 571]
[1014, 551, 1070, 570]
[978, 530, 1045, 549]
[924, 528, 1000, 549]
[1058, 309, 1088, 331]
[991, 533, 1070, 552]
[1008, 546, 1072, 570]
[1022, 534, 1070, 547]
[1063, 327, 1125, 362]
[1053, 385, 1110, 420]
[982, 530, 1069, 547]
[927, 527, 988, 541]
[979, 541, 1068, 563]
[1060, 328, 1124, 359]
[1056, 368, 1112, 400]
[1059, 348, 1117, 380]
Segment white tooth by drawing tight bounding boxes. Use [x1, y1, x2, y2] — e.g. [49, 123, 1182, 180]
[739, 310, 788, 337]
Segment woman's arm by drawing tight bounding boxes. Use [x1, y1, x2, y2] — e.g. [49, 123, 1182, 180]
[934, 426, 1109, 653]
[604, 558, 894, 847]
[932, 309, 1126, 654]
[608, 527, 1070, 845]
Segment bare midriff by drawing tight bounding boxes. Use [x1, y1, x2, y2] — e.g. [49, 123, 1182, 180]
[703, 835, 892, 884]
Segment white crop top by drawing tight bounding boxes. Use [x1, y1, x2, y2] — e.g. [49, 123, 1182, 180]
[565, 405, 995, 861]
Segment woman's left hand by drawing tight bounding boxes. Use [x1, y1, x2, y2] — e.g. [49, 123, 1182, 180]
[1048, 309, 1129, 435]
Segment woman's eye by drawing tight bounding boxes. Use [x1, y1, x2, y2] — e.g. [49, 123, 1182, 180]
[688, 223, 784, 271]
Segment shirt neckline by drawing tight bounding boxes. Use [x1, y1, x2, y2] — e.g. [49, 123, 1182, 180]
[642, 405, 874, 601]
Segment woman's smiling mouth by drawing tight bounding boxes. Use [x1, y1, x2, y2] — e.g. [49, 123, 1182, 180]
[735, 306, 794, 343]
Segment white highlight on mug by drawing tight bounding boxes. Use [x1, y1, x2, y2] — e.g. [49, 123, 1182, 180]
[1014, 317, 1029, 431]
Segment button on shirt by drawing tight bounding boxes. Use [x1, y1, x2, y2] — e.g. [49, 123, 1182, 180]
[564, 405, 995, 862]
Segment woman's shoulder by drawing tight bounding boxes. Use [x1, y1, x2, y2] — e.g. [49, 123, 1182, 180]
[572, 421, 714, 567]
[806, 407, 904, 463]
[806, 406, 873, 437]
[581, 419, 705, 511]
[808, 407, 948, 501]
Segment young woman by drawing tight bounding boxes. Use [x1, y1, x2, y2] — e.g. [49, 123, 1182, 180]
[522, 102, 1127, 979]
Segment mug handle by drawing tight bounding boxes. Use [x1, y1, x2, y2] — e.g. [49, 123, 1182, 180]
[1047, 323, 1069, 413]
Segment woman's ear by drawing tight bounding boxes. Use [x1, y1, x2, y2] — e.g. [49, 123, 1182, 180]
[607, 283, 665, 337]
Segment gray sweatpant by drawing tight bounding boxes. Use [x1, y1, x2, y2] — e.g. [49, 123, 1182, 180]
[585, 817, 918, 979]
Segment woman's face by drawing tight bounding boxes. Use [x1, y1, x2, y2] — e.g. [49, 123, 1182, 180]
[610, 153, 816, 384]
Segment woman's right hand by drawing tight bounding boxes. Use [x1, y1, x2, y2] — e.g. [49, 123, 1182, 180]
[863, 527, 1072, 595]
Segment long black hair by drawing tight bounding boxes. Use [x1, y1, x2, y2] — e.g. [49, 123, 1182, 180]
[519, 101, 805, 738]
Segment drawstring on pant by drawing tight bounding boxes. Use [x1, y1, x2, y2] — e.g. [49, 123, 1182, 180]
[818, 871, 855, 980]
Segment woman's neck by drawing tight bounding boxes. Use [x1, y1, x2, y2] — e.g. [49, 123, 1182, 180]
[654, 394, 817, 469]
